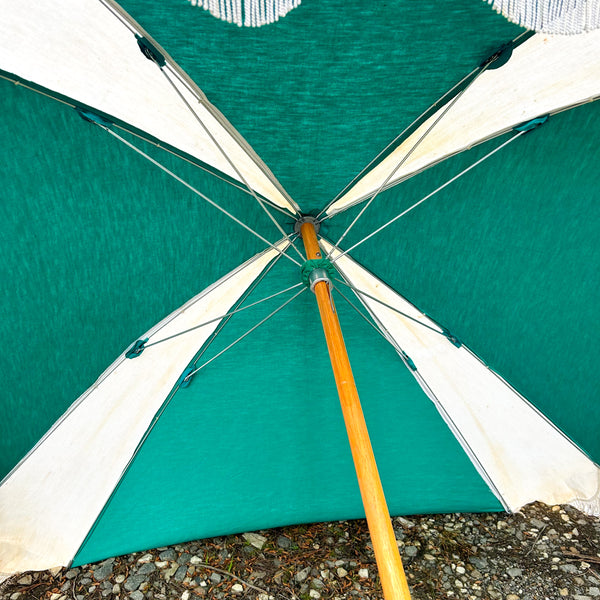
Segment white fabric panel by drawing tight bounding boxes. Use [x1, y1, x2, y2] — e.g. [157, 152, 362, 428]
[0, 243, 286, 580]
[0, 0, 296, 214]
[322, 240, 600, 515]
[328, 30, 600, 214]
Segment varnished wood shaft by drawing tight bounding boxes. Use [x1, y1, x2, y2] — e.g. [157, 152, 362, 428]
[300, 221, 411, 600]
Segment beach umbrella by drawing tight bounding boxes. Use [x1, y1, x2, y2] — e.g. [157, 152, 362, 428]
[1, 1, 599, 598]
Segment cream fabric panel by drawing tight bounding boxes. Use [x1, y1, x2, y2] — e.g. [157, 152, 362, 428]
[328, 30, 600, 214]
[323, 240, 600, 515]
[0, 243, 286, 580]
[0, 0, 296, 213]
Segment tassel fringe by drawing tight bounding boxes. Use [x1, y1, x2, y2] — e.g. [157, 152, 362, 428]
[487, 0, 600, 34]
[187, 0, 301, 27]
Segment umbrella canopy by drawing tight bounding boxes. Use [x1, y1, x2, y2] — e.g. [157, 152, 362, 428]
[1, 0, 599, 584]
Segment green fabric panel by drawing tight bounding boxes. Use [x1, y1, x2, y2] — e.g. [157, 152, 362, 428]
[73, 258, 500, 566]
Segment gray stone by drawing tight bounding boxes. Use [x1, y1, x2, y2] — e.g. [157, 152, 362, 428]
[159, 549, 178, 562]
[530, 518, 546, 529]
[296, 567, 310, 583]
[395, 517, 416, 528]
[179, 553, 192, 565]
[310, 578, 325, 589]
[173, 565, 188, 582]
[136, 562, 156, 575]
[124, 574, 147, 592]
[129, 591, 144, 600]
[589, 588, 600, 597]
[210, 573, 222, 584]
[560, 564, 579, 574]
[469, 557, 488, 570]
[93, 559, 114, 581]
[277, 535, 292, 549]
[65, 569, 80, 580]
[404, 546, 418, 557]
[508, 567, 523, 577]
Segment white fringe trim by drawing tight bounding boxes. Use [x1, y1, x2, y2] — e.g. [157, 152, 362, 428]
[569, 470, 600, 516]
[187, 0, 301, 27]
[486, 0, 600, 34]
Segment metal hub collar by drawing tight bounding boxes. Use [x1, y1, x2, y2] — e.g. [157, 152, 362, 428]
[293, 215, 321, 236]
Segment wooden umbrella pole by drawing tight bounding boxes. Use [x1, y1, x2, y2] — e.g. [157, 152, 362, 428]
[300, 221, 412, 600]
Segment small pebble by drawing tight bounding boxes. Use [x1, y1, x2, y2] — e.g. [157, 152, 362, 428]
[242, 532, 267, 549]
[231, 583, 244, 594]
[137, 553, 154, 563]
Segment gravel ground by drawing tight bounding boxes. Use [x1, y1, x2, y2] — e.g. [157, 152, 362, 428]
[2, 502, 599, 600]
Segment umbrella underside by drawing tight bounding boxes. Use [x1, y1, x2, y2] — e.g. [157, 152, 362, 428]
[1, 0, 599, 579]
